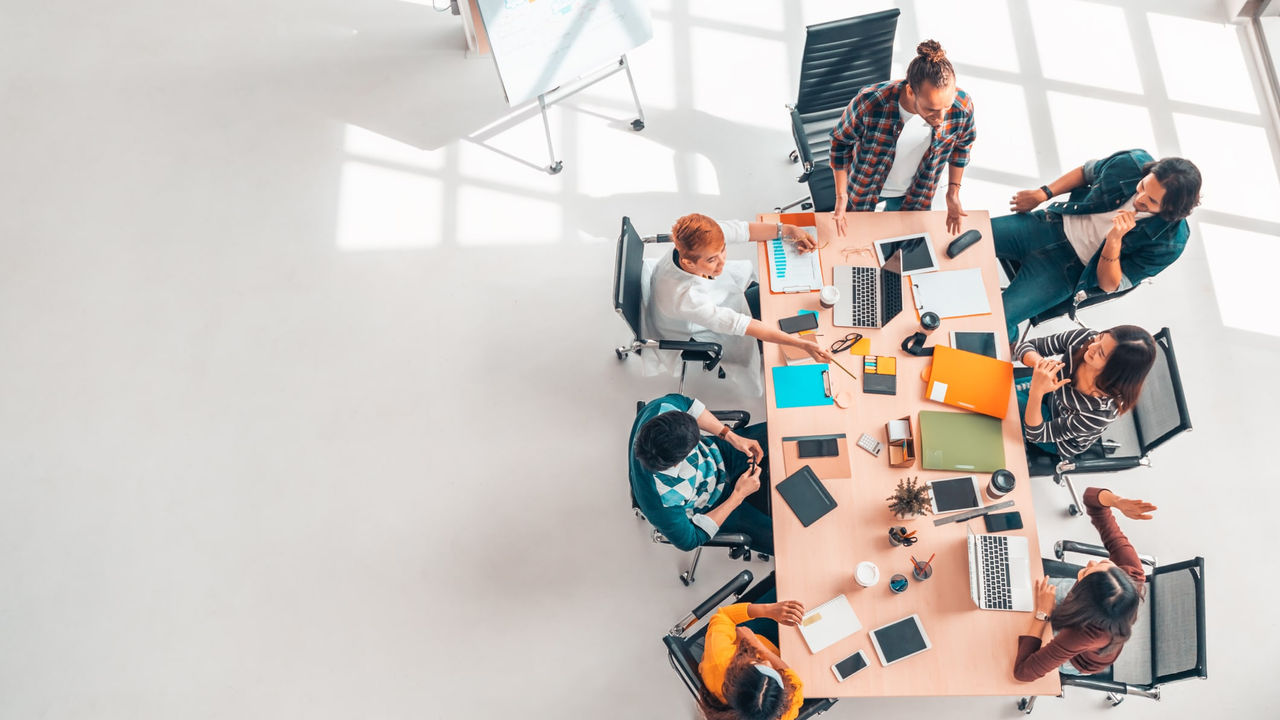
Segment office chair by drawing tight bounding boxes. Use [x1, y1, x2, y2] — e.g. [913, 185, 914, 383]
[614, 216, 726, 394]
[1017, 541, 1207, 713]
[1001, 256, 1154, 346]
[664, 570, 839, 719]
[1019, 328, 1191, 516]
[632, 401, 768, 586]
[777, 9, 899, 214]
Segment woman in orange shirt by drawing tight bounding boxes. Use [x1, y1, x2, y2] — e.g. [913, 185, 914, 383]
[698, 599, 806, 720]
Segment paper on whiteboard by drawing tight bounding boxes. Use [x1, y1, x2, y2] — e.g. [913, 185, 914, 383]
[767, 231, 822, 293]
[910, 268, 991, 319]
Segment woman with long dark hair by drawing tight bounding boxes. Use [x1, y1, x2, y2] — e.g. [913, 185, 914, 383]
[699, 598, 805, 720]
[1014, 487, 1157, 681]
[1015, 325, 1157, 458]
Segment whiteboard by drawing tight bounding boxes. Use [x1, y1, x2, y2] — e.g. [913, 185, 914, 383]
[477, 0, 653, 106]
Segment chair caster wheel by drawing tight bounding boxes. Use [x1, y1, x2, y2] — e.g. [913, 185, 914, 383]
[757, 553, 770, 562]
[717, 367, 726, 379]
[1017, 697, 1031, 713]
[789, 150, 799, 163]
[616, 348, 626, 360]
[680, 572, 693, 586]
[801, 202, 813, 210]
[631, 119, 644, 131]
[1068, 504, 1080, 516]
[548, 161, 563, 174]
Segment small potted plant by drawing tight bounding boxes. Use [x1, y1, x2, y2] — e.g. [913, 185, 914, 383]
[886, 476, 931, 519]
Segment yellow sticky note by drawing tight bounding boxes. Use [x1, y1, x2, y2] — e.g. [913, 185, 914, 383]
[802, 613, 822, 626]
[877, 356, 897, 375]
[848, 337, 871, 355]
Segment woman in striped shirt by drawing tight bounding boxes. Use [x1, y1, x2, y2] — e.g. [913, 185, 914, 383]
[1014, 326, 1157, 457]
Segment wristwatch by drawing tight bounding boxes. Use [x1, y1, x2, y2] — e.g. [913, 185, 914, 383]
[718, 426, 732, 440]
[1034, 610, 1050, 622]
[776, 221, 785, 240]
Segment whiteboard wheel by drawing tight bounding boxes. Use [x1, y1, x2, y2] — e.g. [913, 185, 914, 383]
[548, 161, 563, 174]
[631, 119, 644, 131]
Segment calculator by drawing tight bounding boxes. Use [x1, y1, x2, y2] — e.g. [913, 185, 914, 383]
[856, 433, 882, 456]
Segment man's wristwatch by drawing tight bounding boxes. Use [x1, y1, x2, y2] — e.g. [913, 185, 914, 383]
[718, 426, 732, 440]
[1034, 610, 1050, 622]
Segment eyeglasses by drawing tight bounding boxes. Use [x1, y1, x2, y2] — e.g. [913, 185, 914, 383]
[830, 332, 863, 354]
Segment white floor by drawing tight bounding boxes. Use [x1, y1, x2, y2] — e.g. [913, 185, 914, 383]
[3, 0, 1278, 717]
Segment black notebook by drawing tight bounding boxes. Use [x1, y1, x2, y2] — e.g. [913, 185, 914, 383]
[775, 465, 838, 527]
[863, 372, 897, 395]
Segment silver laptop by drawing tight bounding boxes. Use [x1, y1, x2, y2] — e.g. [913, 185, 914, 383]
[966, 525, 1033, 611]
[832, 250, 905, 328]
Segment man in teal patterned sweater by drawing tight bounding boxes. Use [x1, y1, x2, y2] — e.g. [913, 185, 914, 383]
[629, 394, 773, 553]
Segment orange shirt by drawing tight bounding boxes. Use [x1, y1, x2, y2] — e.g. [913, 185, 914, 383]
[698, 603, 804, 720]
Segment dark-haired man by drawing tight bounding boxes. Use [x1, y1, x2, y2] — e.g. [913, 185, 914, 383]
[995, 149, 1202, 342]
[629, 394, 772, 553]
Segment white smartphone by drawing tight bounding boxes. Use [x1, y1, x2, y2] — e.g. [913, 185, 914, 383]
[831, 649, 870, 682]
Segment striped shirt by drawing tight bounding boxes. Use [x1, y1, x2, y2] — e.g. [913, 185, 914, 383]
[1014, 329, 1117, 457]
[828, 80, 976, 211]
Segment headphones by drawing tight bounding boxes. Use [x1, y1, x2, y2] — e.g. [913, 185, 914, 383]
[900, 332, 934, 357]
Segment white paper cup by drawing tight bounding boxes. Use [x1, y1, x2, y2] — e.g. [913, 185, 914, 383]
[854, 561, 880, 588]
[819, 285, 840, 308]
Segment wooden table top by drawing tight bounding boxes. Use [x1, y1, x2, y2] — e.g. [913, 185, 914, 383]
[756, 209, 1061, 699]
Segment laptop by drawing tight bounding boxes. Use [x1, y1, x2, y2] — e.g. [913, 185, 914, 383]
[966, 525, 1033, 611]
[832, 251, 904, 328]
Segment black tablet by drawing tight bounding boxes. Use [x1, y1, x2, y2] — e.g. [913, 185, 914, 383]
[869, 614, 932, 666]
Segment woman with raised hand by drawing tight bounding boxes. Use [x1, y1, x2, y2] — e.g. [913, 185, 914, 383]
[699, 597, 806, 720]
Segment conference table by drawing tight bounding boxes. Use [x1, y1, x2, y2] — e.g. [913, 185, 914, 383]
[756, 210, 1061, 699]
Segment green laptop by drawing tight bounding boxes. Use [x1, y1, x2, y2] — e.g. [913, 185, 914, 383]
[919, 410, 1006, 472]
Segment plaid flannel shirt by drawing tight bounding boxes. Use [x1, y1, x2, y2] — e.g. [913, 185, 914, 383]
[828, 80, 976, 211]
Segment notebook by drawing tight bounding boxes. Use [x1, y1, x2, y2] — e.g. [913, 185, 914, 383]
[775, 465, 838, 527]
[918, 410, 1006, 472]
[925, 345, 1014, 418]
[798, 594, 862, 654]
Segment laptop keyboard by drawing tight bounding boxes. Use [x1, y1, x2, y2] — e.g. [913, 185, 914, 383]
[848, 266, 878, 327]
[880, 268, 903, 324]
[979, 535, 1013, 610]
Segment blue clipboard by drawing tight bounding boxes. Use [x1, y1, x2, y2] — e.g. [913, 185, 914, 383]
[772, 364, 834, 408]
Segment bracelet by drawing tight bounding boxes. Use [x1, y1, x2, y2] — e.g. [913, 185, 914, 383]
[718, 426, 732, 440]
[1101, 254, 1120, 263]
[1040, 184, 1053, 201]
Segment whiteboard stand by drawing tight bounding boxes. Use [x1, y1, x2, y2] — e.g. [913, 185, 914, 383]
[536, 55, 646, 175]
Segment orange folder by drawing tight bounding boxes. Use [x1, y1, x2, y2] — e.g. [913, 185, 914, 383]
[924, 345, 1014, 419]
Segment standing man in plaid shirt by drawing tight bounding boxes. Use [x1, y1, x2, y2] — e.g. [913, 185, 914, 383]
[829, 40, 976, 235]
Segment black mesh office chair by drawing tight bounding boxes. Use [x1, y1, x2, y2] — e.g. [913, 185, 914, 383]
[1001, 256, 1154, 346]
[664, 570, 838, 718]
[632, 401, 766, 586]
[614, 216, 726, 393]
[1018, 541, 1207, 713]
[1020, 328, 1191, 516]
[778, 9, 899, 214]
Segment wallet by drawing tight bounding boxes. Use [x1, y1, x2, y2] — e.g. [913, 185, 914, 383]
[775, 465, 838, 528]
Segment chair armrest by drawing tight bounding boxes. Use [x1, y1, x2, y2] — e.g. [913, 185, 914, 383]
[711, 410, 751, 430]
[652, 530, 752, 549]
[656, 339, 724, 372]
[1055, 540, 1156, 569]
[1056, 456, 1149, 474]
[1060, 674, 1159, 700]
[788, 105, 815, 177]
[668, 569, 755, 636]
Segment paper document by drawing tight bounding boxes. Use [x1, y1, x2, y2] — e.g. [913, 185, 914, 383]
[911, 268, 991, 319]
[767, 231, 822, 293]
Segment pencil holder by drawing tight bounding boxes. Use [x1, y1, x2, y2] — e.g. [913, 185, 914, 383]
[889, 573, 909, 594]
[911, 562, 933, 581]
[888, 526, 918, 547]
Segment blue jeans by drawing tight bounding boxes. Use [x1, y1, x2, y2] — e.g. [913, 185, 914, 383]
[1016, 382, 1061, 456]
[879, 196, 905, 211]
[992, 212, 1086, 342]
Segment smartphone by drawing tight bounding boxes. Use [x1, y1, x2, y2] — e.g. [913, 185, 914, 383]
[779, 313, 819, 334]
[984, 511, 1024, 533]
[831, 650, 869, 682]
[797, 438, 838, 458]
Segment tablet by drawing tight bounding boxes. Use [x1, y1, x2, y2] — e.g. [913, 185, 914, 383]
[869, 614, 932, 667]
[874, 233, 939, 276]
[928, 475, 984, 514]
[950, 330, 999, 359]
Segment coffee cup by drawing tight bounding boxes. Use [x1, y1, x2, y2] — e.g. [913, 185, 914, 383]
[819, 285, 841, 309]
[987, 469, 1016, 500]
[854, 561, 880, 588]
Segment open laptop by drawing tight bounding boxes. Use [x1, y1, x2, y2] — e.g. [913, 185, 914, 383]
[832, 250, 904, 328]
[966, 525, 1033, 612]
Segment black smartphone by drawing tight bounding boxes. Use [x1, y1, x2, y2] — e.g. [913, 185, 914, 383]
[984, 511, 1023, 533]
[797, 438, 838, 458]
[778, 313, 819, 334]
[831, 650, 869, 682]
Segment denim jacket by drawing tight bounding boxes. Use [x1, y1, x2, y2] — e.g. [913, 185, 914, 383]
[1045, 148, 1189, 294]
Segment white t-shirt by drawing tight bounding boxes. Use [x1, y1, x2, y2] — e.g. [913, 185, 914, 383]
[879, 100, 934, 199]
[1062, 195, 1153, 265]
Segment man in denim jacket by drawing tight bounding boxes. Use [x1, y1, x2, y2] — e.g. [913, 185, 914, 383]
[993, 149, 1201, 342]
